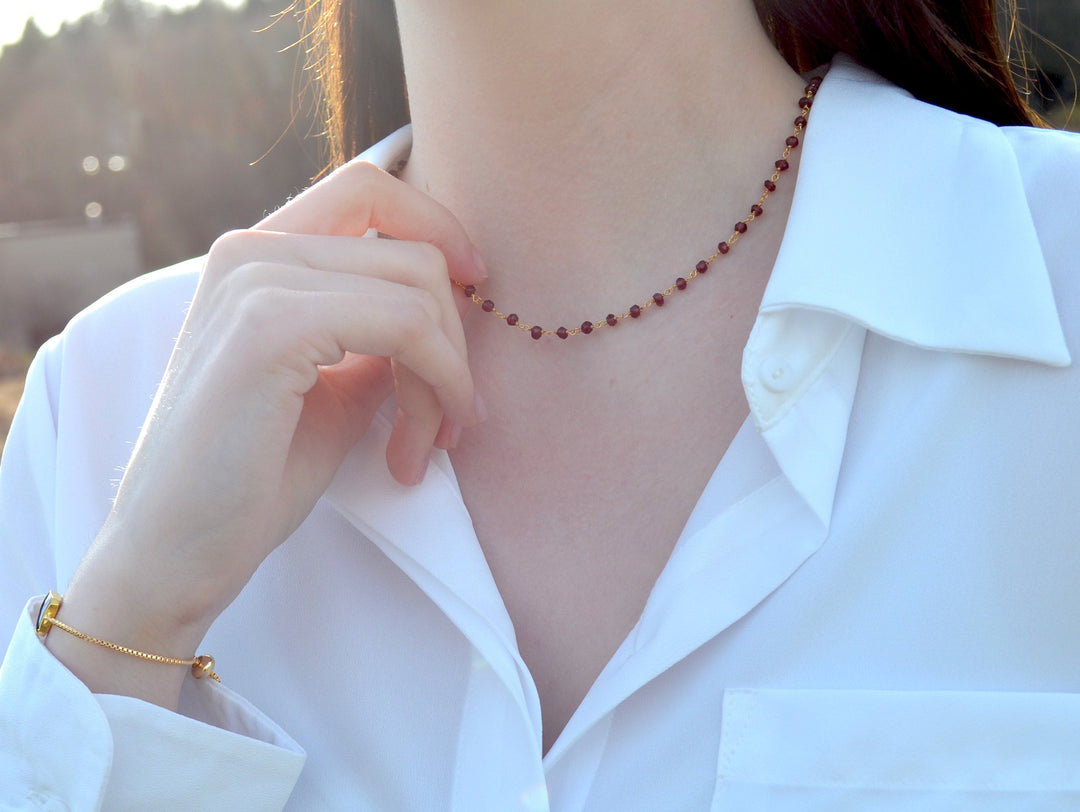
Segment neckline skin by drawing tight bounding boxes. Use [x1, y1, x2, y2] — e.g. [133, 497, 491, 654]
[392, 1, 812, 756]
[394, 0, 809, 321]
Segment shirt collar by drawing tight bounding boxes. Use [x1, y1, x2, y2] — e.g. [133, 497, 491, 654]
[766, 54, 1070, 367]
[339, 55, 1072, 531]
[741, 54, 1071, 527]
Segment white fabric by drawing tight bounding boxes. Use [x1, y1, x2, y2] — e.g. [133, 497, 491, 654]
[2, 55, 1079, 810]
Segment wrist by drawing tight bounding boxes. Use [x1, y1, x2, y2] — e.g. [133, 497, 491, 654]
[44, 552, 223, 709]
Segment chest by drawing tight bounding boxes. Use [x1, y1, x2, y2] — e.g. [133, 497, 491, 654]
[446, 256, 772, 751]
[449, 373, 748, 753]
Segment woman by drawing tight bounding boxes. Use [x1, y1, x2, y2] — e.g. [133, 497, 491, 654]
[2, 0, 1079, 808]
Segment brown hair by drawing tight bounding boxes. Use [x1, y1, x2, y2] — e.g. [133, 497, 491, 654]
[302, 0, 1040, 171]
[303, 0, 407, 171]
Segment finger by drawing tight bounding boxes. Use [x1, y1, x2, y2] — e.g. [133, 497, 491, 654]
[213, 235, 470, 365]
[432, 415, 460, 451]
[246, 277, 481, 426]
[385, 361, 443, 485]
[255, 161, 487, 286]
[285, 354, 395, 500]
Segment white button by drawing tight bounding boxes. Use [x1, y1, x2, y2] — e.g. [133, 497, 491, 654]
[759, 356, 795, 393]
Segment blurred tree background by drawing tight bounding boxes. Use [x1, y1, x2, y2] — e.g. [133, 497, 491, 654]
[1019, 0, 1080, 128]
[0, 0, 320, 274]
[0, 0, 1077, 277]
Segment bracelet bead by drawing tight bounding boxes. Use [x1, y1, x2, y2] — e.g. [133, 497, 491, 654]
[35, 591, 221, 682]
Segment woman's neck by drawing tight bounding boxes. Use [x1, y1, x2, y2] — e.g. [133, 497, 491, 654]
[395, 0, 806, 317]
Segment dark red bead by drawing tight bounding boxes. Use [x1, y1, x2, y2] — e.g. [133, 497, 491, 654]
[806, 76, 823, 91]
[676, 277, 687, 290]
[775, 159, 790, 171]
[463, 284, 476, 296]
[798, 96, 812, 108]
[764, 179, 777, 192]
[530, 326, 543, 340]
[734, 221, 748, 234]
[786, 135, 799, 148]
[506, 313, 518, 326]
[750, 204, 764, 217]
[606, 313, 618, 326]
[580, 320, 593, 334]
[696, 259, 708, 273]
[794, 115, 807, 128]
[652, 292, 665, 306]
[718, 241, 730, 254]
[556, 327, 569, 339]
[629, 304, 642, 318]
[481, 299, 495, 312]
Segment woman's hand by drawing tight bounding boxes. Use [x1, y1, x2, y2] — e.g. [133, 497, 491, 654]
[47, 160, 486, 707]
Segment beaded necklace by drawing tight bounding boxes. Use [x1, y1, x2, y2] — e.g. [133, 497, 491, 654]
[444, 76, 822, 341]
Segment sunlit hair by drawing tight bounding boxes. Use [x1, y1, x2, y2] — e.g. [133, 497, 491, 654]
[301, 0, 406, 173]
[301, 0, 1041, 174]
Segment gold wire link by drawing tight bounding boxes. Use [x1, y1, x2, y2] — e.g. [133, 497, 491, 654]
[44, 614, 221, 682]
[449, 82, 819, 339]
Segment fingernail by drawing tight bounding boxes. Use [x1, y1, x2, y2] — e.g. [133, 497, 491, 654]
[449, 422, 463, 448]
[474, 392, 487, 422]
[433, 420, 452, 450]
[471, 246, 489, 280]
[411, 451, 431, 486]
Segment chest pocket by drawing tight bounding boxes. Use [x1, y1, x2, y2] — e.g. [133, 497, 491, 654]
[711, 688, 1080, 811]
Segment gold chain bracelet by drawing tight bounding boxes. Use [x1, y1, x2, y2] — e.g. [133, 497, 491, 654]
[36, 591, 220, 682]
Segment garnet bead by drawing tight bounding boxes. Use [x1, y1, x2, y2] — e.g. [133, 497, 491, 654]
[462, 83, 814, 343]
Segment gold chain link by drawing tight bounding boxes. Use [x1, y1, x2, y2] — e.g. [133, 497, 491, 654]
[47, 616, 221, 682]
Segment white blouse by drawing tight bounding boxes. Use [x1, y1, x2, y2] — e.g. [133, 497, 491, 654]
[2, 56, 1080, 810]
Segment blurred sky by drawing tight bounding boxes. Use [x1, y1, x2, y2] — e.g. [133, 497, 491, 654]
[1, 1, 242, 48]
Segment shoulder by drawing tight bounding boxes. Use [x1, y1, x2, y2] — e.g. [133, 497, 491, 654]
[3, 258, 204, 588]
[1001, 123, 1080, 176]
[1000, 126, 1080, 333]
[44, 256, 201, 384]
[59, 256, 202, 353]
[999, 125, 1080, 254]
[32, 256, 203, 448]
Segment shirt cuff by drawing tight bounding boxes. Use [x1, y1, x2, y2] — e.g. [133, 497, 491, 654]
[0, 597, 306, 811]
